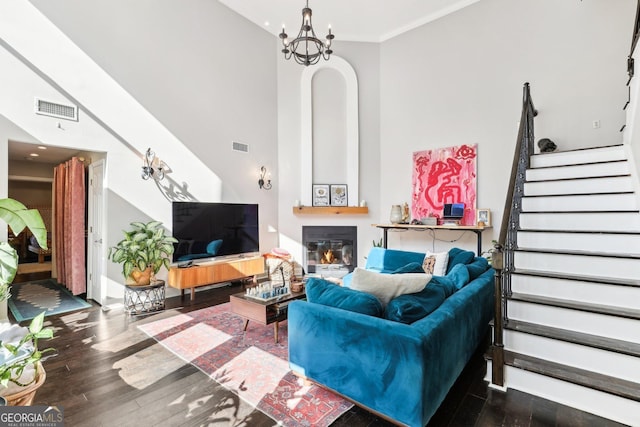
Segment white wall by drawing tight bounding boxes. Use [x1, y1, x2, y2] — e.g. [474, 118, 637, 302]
[1, 0, 279, 299]
[380, 0, 635, 253]
[277, 42, 381, 268]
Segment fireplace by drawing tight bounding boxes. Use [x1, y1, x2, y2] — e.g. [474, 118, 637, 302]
[302, 226, 357, 279]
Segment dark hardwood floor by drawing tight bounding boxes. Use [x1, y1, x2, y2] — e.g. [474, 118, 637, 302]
[14, 281, 627, 427]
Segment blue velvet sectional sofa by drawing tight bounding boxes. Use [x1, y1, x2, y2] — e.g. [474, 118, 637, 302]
[288, 247, 494, 427]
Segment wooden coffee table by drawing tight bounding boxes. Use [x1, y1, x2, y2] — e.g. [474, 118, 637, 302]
[229, 290, 306, 343]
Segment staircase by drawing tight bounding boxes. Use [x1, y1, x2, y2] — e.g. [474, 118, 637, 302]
[488, 144, 640, 426]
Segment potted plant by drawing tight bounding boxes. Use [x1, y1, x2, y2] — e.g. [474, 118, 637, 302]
[0, 198, 54, 405]
[0, 199, 48, 319]
[108, 220, 178, 286]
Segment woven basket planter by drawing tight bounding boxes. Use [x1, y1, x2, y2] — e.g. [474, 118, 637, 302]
[2, 362, 46, 406]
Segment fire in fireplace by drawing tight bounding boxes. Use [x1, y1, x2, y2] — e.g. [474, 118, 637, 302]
[302, 226, 357, 278]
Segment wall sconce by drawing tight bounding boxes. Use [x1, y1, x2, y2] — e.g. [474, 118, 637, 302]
[141, 148, 165, 181]
[258, 166, 272, 190]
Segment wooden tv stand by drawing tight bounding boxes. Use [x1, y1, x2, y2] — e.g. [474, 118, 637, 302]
[168, 255, 265, 301]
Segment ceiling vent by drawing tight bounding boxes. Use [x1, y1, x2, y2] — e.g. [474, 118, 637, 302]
[232, 141, 249, 153]
[34, 98, 78, 121]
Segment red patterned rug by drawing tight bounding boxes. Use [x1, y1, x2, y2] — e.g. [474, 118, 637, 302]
[138, 303, 353, 426]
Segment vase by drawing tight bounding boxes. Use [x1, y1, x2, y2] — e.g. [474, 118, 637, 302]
[128, 267, 153, 286]
[390, 205, 403, 224]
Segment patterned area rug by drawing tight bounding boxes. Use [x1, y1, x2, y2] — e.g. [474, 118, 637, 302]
[8, 279, 92, 322]
[138, 303, 353, 426]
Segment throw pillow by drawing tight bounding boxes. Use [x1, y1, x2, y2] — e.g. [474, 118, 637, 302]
[348, 268, 432, 308]
[448, 263, 471, 290]
[306, 277, 383, 317]
[446, 248, 475, 274]
[423, 251, 449, 276]
[466, 257, 490, 280]
[391, 262, 425, 274]
[384, 284, 448, 324]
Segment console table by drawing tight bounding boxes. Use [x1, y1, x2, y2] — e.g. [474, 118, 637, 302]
[373, 224, 491, 255]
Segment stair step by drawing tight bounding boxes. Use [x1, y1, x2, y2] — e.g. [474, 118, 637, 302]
[505, 319, 640, 358]
[513, 250, 640, 280]
[504, 350, 640, 402]
[516, 231, 640, 256]
[509, 293, 640, 321]
[530, 145, 625, 168]
[511, 273, 640, 309]
[521, 193, 639, 212]
[523, 176, 634, 196]
[507, 300, 640, 343]
[519, 211, 640, 232]
[516, 247, 640, 259]
[526, 160, 630, 181]
[513, 269, 640, 287]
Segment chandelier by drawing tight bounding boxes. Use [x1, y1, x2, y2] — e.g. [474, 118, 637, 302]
[279, 0, 334, 66]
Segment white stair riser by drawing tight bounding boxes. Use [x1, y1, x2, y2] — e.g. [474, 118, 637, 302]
[522, 193, 638, 212]
[504, 331, 640, 383]
[507, 301, 640, 343]
[514, 251, 639, 280]
[517, 231, 640, 255]
[520, 212, 640, 232]
[511, 274, 640, 309]
[530, 146, 626, 168]
[487, 363, 640, 427]
[526, 161, 630, 181]
[523, 176, 634, 196]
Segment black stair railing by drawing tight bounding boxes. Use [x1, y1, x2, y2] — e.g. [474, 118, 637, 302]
[491, 82, 537, 387]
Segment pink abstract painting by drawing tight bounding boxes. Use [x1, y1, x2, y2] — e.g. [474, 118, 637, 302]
[411, 144, 477, 226]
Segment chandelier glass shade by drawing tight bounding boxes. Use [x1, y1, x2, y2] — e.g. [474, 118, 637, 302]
[279, 0, 334, 66]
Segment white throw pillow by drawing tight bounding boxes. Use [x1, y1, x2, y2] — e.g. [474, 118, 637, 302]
[423, 251, 449, 276]
[348, 268, 432, 307]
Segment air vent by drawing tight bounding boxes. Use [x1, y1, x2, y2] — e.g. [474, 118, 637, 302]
[34, 98, 78, 121]
[232, 141, 249, 152]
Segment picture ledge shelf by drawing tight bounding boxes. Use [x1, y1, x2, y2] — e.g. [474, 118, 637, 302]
[292, 206, 369, 215]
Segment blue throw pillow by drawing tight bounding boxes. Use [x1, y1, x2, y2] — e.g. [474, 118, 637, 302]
[384, 282, 448, 324]
[390, 262, 425, 274]
[428, 275, 457, 297]
[306, 278, 383, 317]
[466, 257, 489, 280]
[448, 263, 471, 290]
[446, 248, 475, 273]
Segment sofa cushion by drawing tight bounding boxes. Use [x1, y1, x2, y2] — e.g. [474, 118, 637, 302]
[446, 248, 475, 273]
[364, 247, 427, 273]
[422, 251, 449, 275]
[348, 268, 432, 307]
[448, 263, 471, 290]
[306, 277, 383, 317]
[391, 262, 425, 274]
[384, 283, 448, 324]
[466, 256, 490, 280]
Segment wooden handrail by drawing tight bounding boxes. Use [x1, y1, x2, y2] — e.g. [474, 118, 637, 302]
[491, 82, 536, 387]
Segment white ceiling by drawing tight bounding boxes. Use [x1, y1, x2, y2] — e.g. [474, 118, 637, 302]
[218, 0, 481, 43]
[8, 140, 83, 165]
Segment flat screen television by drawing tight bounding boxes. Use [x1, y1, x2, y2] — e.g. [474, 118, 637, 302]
[172, 202, 259, 263]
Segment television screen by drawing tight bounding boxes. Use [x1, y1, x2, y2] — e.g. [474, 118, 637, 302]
[172, 202, 259, 262]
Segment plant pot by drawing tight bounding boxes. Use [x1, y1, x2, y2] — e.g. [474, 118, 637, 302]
[128, 267, 153, 286]
[2, 362, 46, 406]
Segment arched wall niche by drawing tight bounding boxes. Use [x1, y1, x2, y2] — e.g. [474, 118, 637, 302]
[300, 56, 359, 206]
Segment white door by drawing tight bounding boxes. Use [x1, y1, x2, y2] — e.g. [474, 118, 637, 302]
[87, 160, 105, 304]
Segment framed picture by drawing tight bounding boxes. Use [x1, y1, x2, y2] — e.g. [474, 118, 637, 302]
[330, 184, 348, 206]
[476, 209, 491, 227]
[312, 184, 330, 206]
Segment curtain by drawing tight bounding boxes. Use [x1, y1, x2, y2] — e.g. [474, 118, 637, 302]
[53, 157, 86, 295]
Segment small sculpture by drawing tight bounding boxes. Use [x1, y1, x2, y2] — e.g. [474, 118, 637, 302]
[402, 203, 410, 223]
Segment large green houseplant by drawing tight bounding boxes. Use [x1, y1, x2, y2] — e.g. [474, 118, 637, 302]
[0, 198, 54, 404]
[108, 221, 178, 285]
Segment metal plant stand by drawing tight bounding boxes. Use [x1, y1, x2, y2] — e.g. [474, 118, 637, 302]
[124, 280, 165, 315]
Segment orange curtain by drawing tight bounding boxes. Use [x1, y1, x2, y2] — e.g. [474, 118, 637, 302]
[53, 157, 86, 295]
